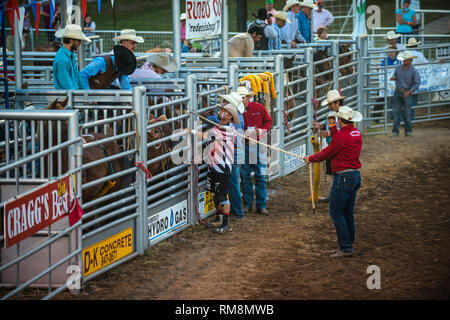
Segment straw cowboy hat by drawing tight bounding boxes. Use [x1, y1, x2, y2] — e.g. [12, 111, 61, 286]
[385, 30, 401, 40]
[336, 106, 363, 122]
[406, 37, 421, 47]
[220, 92, 243, 124]
[146, 53, 178, 72]
[317, 25, 327, 35]
[113, 29, 144, 43]
[55, 24, 91, 42]
[272, 11, 292, 23]
[283, 0, 301, 11]
[112, 45, 137, 75]
[301, 0, 318, 9]
[237, 85, 255, 97]
[327, 111, 338, 118]
[398, 51, 417, 61]
[321, 89, 345, 106]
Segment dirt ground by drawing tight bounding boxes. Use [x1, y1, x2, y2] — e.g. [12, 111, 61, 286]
[57, 120, 450, 300]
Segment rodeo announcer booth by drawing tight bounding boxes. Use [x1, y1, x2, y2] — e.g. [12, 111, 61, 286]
[303, 106, 363, 258]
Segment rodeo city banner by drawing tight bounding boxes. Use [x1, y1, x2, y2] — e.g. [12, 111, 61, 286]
[185, 0, 222, 40]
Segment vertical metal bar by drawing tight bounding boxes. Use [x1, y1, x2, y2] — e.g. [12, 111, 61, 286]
[186, 75, 197, 225]
[22, 120, 27, 178]
[31, 121, 36, 178]
[14, 10, 23, 90]
[40, 120, 45, 178]
[2, 11, 10, 108]
[275, 55, 285, 177]
[57, 121, 62, 177]
[133, 86, 149, 254]
[221, 0, 229, 69]
[172, 0, 181, 73]
[332, 41, 340, 90]
[305, 48, 314, 156]
[48, 121, 53, 177]
[229, 64, 238, 90]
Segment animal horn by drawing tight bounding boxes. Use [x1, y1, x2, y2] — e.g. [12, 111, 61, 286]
[60, 96, 69, 108]
[48, 99, 59, 110]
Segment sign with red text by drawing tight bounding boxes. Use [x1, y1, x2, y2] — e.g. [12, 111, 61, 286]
[3, 175, 72, 248]
[186, 0, 222, 40]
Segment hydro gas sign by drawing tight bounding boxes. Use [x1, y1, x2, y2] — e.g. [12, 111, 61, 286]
[148, 200, 188, 242]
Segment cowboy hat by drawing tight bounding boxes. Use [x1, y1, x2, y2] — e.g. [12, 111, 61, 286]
[283, 0, 301, 12]
[386, 30, 401, 40]
[405, 37, 421, 47]
[397, 51, 417, 61]
[113, 45, 137, 75]
[272, 11, 292, 23]
[327, 111, 338, 118]
[220, 92, 243, 124]
[301, 0, 318, 9]
[321, 89, 345, 106]
[180, 13, 187, 21]
[336, 106, 363, 122]
[252, 8, 270, 20]
[237, 85, 255, 98]
[146, 53, 178, 73]
[55, 24, 91, 43]
[317, 25, 327, 35]
[113, 29, 144, 43]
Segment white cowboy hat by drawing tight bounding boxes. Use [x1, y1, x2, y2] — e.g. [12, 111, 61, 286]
[180, 13, 187, 21]
[398, 51, 417, 61]
[327, 111, 338, 118]
[405, 37, 421, 47]
[301, 0, 318, 9]
[321, 89, 345, 106]
[113, 29, 144, 43]
[336, 106, 363, 122]
[220, 92, 243, 124]
[283, 0, 301, 12]
[146, 53, 178, 72]
[386, 30, 401, 40]
[55, 24, 91, 43]
[272, 11, 292, 23]
[237, 86, 255, 97]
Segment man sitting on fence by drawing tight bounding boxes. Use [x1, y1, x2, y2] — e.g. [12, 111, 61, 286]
[53, 24, 91, 90]
[186, 93, 242, 234]
[269, 12, 292, 50]
[385, 31, 406, 50]
[297, 0, 318, 43]
[79, 45, 137, 90]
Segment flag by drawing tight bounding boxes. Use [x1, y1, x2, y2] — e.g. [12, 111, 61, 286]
[81, 0, 87, 19]
[352, 0, 367, 39]
[18, 6, 24, 45]
[34, 3, 41, 37]
[0, 10, 3, 30]
[49, 0, 55, 28]
[98, 0, 101, 14]
[66, 0, 73, 24]
[6, 1, 16, 35]
[111, 0, 114, 7]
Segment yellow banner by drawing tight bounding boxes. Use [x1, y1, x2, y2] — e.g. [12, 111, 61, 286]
[83, 227, 133, 277]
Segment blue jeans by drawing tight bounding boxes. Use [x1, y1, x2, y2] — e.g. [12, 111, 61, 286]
[392, 89, 413, 134]
[229, 164, 244, 217]
[241, 144, 267, 210]
[329, 171, 361, 253]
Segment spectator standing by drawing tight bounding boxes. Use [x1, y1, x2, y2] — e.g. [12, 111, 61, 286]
[53, 25, 91, 90]
[312, 0, 335, 33]
[265, 0, 277, 24]
[269, 11, 291, 50]
[395, 0, 417, 40]
[84, 15, 100, 54]
[186, 94, 242, 234]
[390, 51, 421, 137]
[229, 25, 263, 57]
[304, 106, 363, 258]
[131, 53, 178, 92]
[180, 13, 191, 53]
[297, 0, 318, 44]
[281, 0, 305, 48]
[381, 45, 401, 67]
[241, 88, 273, 215]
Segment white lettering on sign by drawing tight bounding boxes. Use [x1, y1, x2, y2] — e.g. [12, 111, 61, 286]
[148, 200, 188, 241]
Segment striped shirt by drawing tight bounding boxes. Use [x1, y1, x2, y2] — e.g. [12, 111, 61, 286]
[205, 124, 236, 174]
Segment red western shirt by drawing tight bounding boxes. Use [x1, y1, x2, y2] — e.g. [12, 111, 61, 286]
[309, 124, 362, 173]
[243, 102, 273, 131]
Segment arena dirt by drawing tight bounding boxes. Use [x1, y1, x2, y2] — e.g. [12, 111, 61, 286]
[52, 120, 450, 300]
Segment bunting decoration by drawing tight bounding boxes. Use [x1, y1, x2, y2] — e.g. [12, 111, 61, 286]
[49, 0, 55, 28]
[30, 0, 41, 37]
[81, 0, 87, 19]
[0, 10, 3, 30]
[66, 0, 73, 24]
[98, 0, 101, 14]
[18, 6, 25, 45]
[6, 1, 16, 35]
[111, 0, 114, 7]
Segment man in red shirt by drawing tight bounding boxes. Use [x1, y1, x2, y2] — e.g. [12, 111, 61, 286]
[304, 106, 363, 257]
[241, 88, 273, 215]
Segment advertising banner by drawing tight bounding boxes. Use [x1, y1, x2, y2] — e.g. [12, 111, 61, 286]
[148, 200, 188, 241]
[3, 175, 72, 248]
[185, 0, 222, 40]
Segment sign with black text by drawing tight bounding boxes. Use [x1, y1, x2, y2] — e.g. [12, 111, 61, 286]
[185, 0, 222, 40]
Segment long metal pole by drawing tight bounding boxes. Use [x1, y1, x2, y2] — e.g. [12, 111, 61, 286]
[172, 0, 181, 70]
[2, 8, 10, 108]
[13, 10, 23, 90]
[221, 0, 229, 69]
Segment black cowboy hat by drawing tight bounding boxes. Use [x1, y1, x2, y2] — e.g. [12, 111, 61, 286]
[252, 8, 271, 20]
[112, 45, 137, 75]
